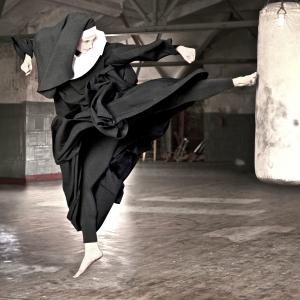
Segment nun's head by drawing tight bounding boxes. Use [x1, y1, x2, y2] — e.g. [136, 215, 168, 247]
[76, 19, 97, 53]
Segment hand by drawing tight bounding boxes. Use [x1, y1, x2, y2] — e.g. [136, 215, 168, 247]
[176, 45, 196, 64]
[20, 54, 32, 76]
[232, 72, 258, 87]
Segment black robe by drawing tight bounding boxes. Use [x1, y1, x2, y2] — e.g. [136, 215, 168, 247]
[12, 14, 234, 232]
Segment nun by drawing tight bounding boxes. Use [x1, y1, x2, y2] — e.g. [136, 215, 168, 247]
[11, 12, 257, 278]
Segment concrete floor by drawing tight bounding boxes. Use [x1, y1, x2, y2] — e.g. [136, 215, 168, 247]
[1, 163, 300, 300]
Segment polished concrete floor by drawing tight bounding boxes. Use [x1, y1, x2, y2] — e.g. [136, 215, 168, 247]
[1, 162, 300, 300]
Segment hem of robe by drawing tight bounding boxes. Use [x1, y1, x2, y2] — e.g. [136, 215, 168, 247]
[51, 69, 234, 164]
[65, 137, 141, 232]
[52, 70, 234, 232]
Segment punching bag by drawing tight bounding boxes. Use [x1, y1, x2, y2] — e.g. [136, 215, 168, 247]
[255, 1, 300, 184]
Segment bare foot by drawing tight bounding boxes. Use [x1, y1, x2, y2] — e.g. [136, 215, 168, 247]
[233, 72, 258, 87]
[73, 242, 103, 278]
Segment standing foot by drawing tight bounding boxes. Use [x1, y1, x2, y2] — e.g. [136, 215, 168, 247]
[73, 242, 103, 278]
[232, 72, 258, 87]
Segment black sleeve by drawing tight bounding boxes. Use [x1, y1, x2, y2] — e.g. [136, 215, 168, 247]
[106, 38, 179, 65]
[11, 36, 34, 60]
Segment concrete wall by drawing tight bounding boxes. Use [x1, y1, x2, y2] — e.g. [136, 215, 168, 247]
[25, 102, 60, 177]
[0, 102, 60, 183]
[0, 41, 59, 183]
[138, 28, 257, 165]
[0, 103, 25, 179]
[0, 19, 257, 179]
[203, 30, 257, 114]
[0, 42, 51, 104]
[204, 113, 255, 167]
[0, 43, 27, 103]
[185, 29, 257, 166]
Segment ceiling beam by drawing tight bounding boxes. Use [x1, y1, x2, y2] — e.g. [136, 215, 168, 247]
[152, 0, 158, 25]
[51, 0, 123, 17]
[126, 1, 173, 79]
[102, 20, 259, 35]
[130, 58, 257, 67]
[123, 4, 260, 21]
[197, 13, 232, 56]
[120, 13, 143, 76]
[0, 0, 6, 17]
[0, 20, 258, 43]
[2, 0, 20, 16]
[160, 0, 180, 22]
[166, 0, 225, 22]
[128, 0, 152, 23]
[225, 0, 257, 39]
[124, 0, 225, 26]
[120, 13, 169, 78]
[172, 13, 233, 79]
[120, 14, 142, 45]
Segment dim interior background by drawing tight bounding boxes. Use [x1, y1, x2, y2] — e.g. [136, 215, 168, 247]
[0, 0, 260, 183]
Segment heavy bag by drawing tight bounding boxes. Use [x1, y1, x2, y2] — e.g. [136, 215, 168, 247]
[255, 1, 300, 184]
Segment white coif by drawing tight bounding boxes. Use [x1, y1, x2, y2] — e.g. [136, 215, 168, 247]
[255, 2, 300, 184]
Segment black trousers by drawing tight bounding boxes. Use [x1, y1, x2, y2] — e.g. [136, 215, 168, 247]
[79, 129, 118, 243]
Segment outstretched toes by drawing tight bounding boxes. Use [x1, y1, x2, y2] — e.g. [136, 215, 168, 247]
[246, 72, 258, 86]
[233, 72, 258, 87]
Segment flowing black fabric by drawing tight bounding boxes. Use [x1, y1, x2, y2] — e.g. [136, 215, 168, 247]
[11, 13, 234, 232]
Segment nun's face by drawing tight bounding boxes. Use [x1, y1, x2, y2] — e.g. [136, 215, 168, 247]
[77, 33, 97, 53]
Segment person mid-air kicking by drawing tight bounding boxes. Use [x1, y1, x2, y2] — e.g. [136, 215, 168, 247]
[12, 12, 257, 278]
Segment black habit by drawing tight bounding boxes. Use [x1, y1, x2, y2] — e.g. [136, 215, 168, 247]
[11, 13, 234, 234]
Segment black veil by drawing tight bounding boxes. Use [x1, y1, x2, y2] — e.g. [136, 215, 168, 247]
[16, 13, 95, 98]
